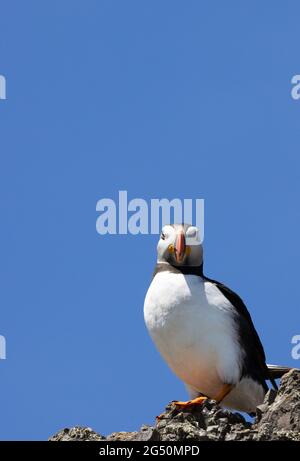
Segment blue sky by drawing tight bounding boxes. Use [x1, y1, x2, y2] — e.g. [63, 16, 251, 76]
[0, 1, 299, 440]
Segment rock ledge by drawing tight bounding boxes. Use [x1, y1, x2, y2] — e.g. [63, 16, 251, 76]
[50, 369, 300, 441]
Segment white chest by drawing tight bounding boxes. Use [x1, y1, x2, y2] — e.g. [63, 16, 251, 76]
[144, 271, 243, 394]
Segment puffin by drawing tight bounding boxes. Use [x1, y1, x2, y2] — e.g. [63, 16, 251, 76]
[144, 223, 291, 414]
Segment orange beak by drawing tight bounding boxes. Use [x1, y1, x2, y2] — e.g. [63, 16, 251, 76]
[175, 231, 186, 263]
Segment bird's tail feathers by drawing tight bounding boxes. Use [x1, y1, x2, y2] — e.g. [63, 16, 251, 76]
[267, 364, 293, 380]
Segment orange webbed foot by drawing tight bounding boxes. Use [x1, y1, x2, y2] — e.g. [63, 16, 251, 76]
[172, 395, 207, 409]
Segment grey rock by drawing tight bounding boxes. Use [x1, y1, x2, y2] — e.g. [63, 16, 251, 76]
[106, 431, 138, 441]
[49, 426, 105, 441]
[252, 369, 300, 441]
[135, 425, 160, 441]
[50, 369, 300, 442]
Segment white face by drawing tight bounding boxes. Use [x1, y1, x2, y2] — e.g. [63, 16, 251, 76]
[157, 224, 203, 266]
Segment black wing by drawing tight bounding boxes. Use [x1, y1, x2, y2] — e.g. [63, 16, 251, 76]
[204, 276, 276, 391]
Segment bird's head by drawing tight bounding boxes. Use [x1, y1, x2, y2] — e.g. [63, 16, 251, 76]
[157, 223, 203, 267]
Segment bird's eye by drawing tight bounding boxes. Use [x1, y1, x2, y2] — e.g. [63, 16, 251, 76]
[161, 233, 166, 240]
[186, 227, 198, 239]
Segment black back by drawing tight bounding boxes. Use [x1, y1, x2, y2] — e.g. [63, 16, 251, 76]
[203, 275, 277, 391]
